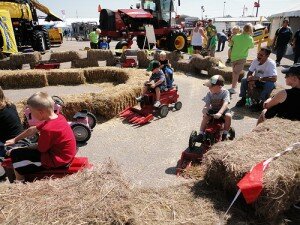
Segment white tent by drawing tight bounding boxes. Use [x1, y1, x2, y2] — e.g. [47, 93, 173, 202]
[268, 3, 300, 40]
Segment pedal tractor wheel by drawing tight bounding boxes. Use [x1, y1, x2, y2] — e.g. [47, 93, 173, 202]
[228, 127, 236, 140]
[159, 105, 169, 118]
[71, 123, 91, 143]
[189, 130, 197, 149]
[52, 96, 64, 106]
[87, 112, 97, 129]
[29, 133, 39, 143]
[174, 101, 182, 110]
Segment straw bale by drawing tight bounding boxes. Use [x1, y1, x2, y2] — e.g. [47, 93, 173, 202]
[10, 52, 42, 66]
[0, 58, 22, 70]
[47, 69, 86, 85]
[93, 84, 141, 119]
[83, 67, 129, 84]
[167, 51, 182, 64]
[173, 59, 194, 73]
[0, 70, 47, 89]
[208, 66, 245, 81]
[87, 49, 116, 66]
[200, 56, 221, 70]
[50, 51, 80, 63]
[203, 118, 300, 220]
[190, 54, 208, 71]
[0, 161, 234, 225]
[71, 58, 99, 68]
[137, 50, 150, 68]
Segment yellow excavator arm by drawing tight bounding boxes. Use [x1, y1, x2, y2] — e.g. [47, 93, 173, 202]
[31, 0, 62, 21]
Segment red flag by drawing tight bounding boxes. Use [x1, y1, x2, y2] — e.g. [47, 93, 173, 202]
[237, 161, 265, 204]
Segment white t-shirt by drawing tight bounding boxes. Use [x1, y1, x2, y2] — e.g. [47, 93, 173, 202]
[249, 58, 277, 78]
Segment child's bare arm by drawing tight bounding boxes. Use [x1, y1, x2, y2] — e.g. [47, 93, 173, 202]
[202, 103, 210, 114]
[5, 126, 38, 146]
[214, 102, 229, 119]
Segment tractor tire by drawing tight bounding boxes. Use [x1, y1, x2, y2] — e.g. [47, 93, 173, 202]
[137, 35, 154, 50]
[174, 101, 182, 110]
[71, 123, 91, 143]
[41, 28, 51, 50]
[159, 105, 169, 118]
[87, 112, 97, 129]
[115, 41, 128, 56]
[168, 32, 188, 52]
[32, 30, 46, 52]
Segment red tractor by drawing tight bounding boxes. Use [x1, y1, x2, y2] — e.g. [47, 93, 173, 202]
[98, 0, 188, 53]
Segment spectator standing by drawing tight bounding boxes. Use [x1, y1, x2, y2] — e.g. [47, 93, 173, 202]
[293, 28, 300, 64]
[217, 31, 228, 52]
[228, 23, 254, 95]
[191, 21, 207, 54]
[89, 27, 99, 49]
[273, 20, 293, 66]
[226, 26, 241, 63]
[205, 19, 217, 49]
[209, 30, 218, 57]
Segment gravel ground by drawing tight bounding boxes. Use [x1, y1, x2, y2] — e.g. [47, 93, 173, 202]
[3, 39, 294, 188]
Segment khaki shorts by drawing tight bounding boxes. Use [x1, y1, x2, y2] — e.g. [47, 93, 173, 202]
[232, 59, 246, 75]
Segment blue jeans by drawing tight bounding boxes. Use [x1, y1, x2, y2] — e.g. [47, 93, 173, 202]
[239, 78, 275, 102]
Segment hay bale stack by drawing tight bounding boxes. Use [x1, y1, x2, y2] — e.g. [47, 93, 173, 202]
[71, 58, 99, 68]
[137, 50, 150, 68]
[47, 69, 86, 85]
[190, 54, 207, 71]
[208, 66, 244, 81]
[167, 51, 182, 64]
[60, 93, 95, 120]
[50, 51, 80, 63]
[10, 52, 42, 67]
[203, 118, 300, 220]
[83, 67, 128, 84]
[93, 84, 141, 119]
[0, 58, 22, 70]
[0, 70, 47, 89]
[87, 49, 116, 66]
[173, 59, 193, 73]
[200, 56, 221, 71]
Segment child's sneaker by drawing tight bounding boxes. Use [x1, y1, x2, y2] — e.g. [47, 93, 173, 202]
[222, 133, 228, 141]
[135, 96, 143, 102]
[153, 101, 161, 107]
[228, 88, 237, 94]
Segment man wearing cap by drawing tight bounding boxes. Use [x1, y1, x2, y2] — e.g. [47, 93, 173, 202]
[236, 47, 277, 111]
[195, 75, 231, 142]
[136, 60, 166, 107]
[257, 64, 300, 124]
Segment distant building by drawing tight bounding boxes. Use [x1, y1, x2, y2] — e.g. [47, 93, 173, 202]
[213, 17, 269, 32]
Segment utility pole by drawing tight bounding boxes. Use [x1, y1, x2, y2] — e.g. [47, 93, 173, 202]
[255, 0, 260, 17]
[201, 6, 205, 20]
[223, 1, 226, 17]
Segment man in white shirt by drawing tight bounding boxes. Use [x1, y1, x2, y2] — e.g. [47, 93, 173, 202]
[236, 47, 277, 111]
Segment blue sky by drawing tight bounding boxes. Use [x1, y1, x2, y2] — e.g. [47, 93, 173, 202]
[39, 0, 296, 19]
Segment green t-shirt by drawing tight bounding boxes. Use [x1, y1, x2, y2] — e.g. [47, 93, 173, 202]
[89, 31, 99, 43]
[206, 25, 217, 38]
[231, 33, 254, 62]
[210, 35, 218, 48]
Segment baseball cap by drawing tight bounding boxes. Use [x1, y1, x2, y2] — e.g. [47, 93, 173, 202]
[204, 75, 225, 87]
[147, 60, 160, 72]
[281, 64, 300, 76]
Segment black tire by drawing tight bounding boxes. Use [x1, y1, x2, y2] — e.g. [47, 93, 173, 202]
[159, 105, 169, 118]
[87, 112, 97, 129]
[52, 96, 64, 106]
[168, 32, 188, 52]
[189, 130, 197, 150]
[228, 127, 236, 140]
[71, 123, 91, 143]
[32, 30, 46, 52]
[29, 133, 39, 143]
[42, 28, 51, 50]
[115, 41, 128, 56]
[137, 35, 154, 50]
[174, 101, 182, 110]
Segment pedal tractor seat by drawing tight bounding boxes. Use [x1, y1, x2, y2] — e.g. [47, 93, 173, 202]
[1, 157, 92, 183]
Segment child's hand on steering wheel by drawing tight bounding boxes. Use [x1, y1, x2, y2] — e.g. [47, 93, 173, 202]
[213, 113, 222, 119]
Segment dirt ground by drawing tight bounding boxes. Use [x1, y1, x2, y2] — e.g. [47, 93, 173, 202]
[3, 39, 294, 188]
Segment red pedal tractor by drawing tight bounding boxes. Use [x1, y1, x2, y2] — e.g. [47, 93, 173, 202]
[176, 111, 235, 176]
[120, 85, 182, 125]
